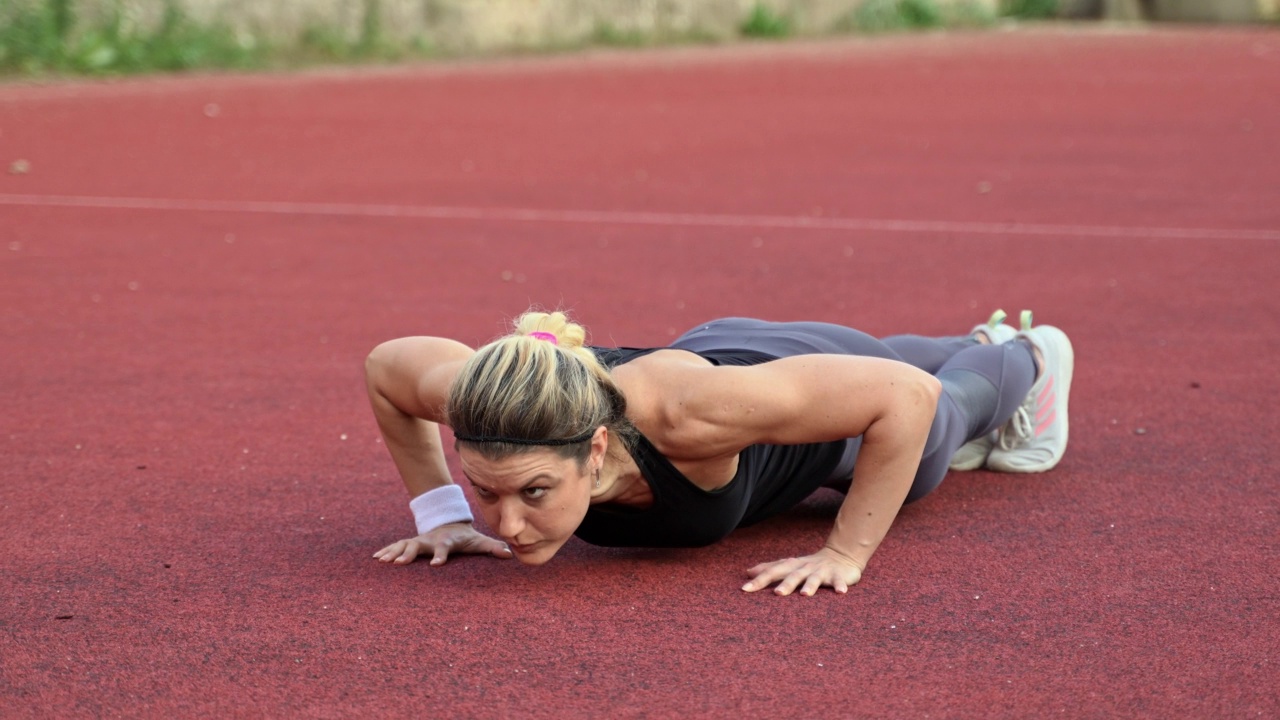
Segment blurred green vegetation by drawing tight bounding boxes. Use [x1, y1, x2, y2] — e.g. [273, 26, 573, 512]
[0, 0, 264, 73]
[843, 0, 996, 32]
[0, 0, 413, 75]
[740, 4, 793, 38]
[0, 0, 1063, 78]
[999, 0, 1059, 18]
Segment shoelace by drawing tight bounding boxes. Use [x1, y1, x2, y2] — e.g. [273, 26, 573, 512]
[997, 403, 1035, 450]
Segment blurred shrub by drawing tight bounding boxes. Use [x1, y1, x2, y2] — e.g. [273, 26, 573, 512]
[740, 3, 791, 37]
[591, 22, 648, 47]
[0, 0, 412, 75]
[0, 0, 263, 74]
[849, 0, 994, 32]
[946, 0, 999, 26]
[1000, 0, 1059, 18]
[899, 0, 944, 27]
[0, 0, 1040, 77]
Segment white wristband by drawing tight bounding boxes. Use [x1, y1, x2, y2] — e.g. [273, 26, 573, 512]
[409, 485, 474, 536]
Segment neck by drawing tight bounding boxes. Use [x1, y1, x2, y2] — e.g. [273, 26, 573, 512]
[592, 444, 652, 508]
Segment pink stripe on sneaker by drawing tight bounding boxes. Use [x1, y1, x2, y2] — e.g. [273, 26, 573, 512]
[1036, 392, 1056, 424]
[1036, 409, 1057, 436]
[1036, 376, 1055, 406]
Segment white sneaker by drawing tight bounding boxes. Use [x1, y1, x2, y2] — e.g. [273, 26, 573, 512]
[971, 308, 1018, 345]
[949, 309, 1018, 471]
[949, 432, 997, 471]
[985, 323, 1074, 473]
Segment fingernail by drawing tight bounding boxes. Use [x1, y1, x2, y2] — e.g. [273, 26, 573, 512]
[741, 583, 752, 592]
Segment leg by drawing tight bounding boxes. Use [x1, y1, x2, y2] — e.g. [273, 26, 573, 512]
[906, 342, 1037, 503]
[881, 310, 1018, 373]
[880, 334, 978, 374]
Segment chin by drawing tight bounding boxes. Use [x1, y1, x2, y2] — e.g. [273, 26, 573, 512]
[513, 543, 562, 566]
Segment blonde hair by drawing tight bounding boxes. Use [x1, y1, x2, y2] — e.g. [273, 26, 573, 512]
[447, 310, 635, 463]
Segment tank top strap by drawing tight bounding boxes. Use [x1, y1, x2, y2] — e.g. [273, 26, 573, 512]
[591, 346, 662, 369]
[592, 346, 777, 369]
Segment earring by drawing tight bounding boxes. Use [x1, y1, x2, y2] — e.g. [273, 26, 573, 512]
[594, 468, 601, 489]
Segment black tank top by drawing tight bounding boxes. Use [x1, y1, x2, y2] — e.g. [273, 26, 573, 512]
[574, 346, 847, 548]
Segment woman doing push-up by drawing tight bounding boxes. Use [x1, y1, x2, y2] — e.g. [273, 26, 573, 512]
[365, 309, 1072, 596]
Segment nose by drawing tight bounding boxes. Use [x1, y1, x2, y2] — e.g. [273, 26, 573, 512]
[496, 498, 526, 540]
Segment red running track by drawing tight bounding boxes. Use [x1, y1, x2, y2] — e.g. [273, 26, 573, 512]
[2, 27, 1278, 719]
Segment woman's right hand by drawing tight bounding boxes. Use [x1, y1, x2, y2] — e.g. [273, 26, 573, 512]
[373, 522, 514, 566]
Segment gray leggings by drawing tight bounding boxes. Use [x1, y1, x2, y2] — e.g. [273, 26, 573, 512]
[672, 318, 1036, 503]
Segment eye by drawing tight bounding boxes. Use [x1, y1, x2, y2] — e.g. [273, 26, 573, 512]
[471, 484, 495, 500]
[522, 487, 547, 500]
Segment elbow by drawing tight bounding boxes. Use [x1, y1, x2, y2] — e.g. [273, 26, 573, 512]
[364, 344, 383, 378]
[364, 341, 395, 393]
[922, 374, 943, 405]
[903, 366, 941, 404]
[863, 372, 938, 449]
[906, 371, 942, 426]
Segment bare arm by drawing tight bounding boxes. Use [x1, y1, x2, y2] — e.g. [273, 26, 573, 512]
[364, 337, 511, 565]
[656, 354, 940, 591]
[364, 336, 472, 498]
[824, 367, 938, 572]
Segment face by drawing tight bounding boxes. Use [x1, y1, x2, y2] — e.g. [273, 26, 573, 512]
[458, 442, 600, 566]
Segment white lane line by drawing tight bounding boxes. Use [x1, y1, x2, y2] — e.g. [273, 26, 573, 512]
[2, 193, 1277, 241]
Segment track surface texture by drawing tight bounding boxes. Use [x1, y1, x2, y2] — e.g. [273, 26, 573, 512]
[2, 27, 1278, 719]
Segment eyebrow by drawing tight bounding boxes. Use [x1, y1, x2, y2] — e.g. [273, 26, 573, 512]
[520, 474, 557, 489]
[462, 471, 558, 491]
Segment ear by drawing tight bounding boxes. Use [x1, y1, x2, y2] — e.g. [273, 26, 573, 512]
[589, 425, 609, 471]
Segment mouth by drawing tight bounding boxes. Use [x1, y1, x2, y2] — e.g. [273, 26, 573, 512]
[509, 541, 541, 554]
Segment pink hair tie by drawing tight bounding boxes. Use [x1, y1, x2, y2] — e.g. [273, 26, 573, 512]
[529, 331, 558, 345]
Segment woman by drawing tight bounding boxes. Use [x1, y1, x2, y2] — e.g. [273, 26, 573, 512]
[365, 309, 1072, 596]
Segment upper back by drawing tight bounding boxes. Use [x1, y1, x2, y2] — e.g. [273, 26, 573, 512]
[600, 346, 778, 489]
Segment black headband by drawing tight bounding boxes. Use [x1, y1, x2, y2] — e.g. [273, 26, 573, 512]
[452, 428, 596, 446]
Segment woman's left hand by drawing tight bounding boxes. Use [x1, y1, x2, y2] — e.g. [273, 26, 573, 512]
[742, 546, 865, 596]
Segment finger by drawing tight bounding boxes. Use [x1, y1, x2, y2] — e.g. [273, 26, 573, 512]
[375, 541, 405, 562]
[799, 574, 825, 597]
[747, 558, 793, 576]
[834, 579, 849, 594]
[395, 541, 422, 565]
[742, 560, 798, 592]
[464, 534, 510, 558]
[489, 541, 513, 559]
[741, 563, 781, 592]
[428, 542, 449, 566]
[774, 567, 813, 596]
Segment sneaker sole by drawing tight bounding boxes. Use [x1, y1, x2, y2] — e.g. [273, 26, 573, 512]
[949, 436, 993, 471]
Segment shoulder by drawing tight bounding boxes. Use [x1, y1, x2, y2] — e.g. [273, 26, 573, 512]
[365, 336, 475, 422]
[615, 351, 941, 459]
[609, 349, 723, 458]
